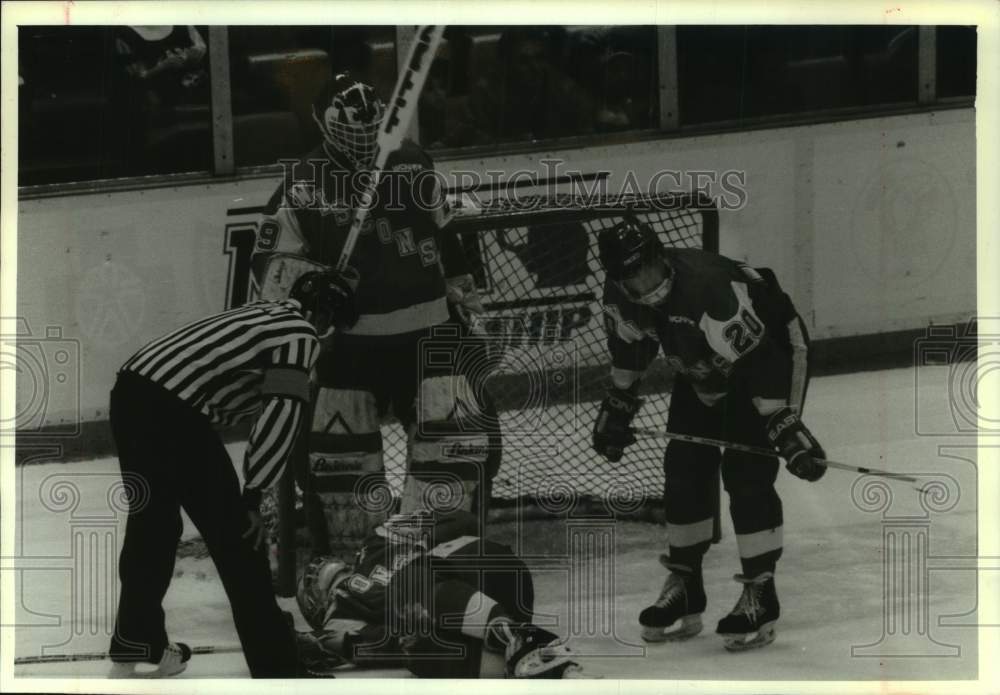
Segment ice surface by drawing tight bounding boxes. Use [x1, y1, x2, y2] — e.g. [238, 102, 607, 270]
[11, 365, 980, 679]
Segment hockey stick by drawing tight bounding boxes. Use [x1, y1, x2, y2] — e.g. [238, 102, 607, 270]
[335, 25, 446, 273]
[14, 644, 243, 666]
[631, 426, 925, 489]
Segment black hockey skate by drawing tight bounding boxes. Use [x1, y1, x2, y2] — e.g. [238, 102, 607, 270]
[638, 555, 707, 643]
[715, 572, 780, 652]
[491, 621, 583, 678]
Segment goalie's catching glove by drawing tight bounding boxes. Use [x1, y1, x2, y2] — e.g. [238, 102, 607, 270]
[765, 406, 826, 482]
[445, 274, 485, 327]
[593, 387, 642, 463]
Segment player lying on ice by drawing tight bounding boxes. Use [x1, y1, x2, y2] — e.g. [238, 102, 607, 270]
[294, 509, 583, 679]
[592, 216, 827, 652]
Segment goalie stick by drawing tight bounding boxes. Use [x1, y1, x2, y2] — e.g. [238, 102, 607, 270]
[335, 25, 446, 273]
[631, 426, 926, 490]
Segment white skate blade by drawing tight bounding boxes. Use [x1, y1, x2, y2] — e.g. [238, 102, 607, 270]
[108, 660, 188, 678]
[719, 620, 777, 652]
[562, 663, 599, 679]
[514, 643, 579, 678]
[107, 662, 136, 678]
[641, 614, 703, 643]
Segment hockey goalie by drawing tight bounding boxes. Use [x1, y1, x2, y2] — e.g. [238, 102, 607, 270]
[251, 73, 501, 556]
[294, 510, 583, 679]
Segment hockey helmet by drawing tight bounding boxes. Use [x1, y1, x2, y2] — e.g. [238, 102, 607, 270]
[297, 556, 354, 631]
[597, 215, 674, 306]
[312, 73, 386, 169]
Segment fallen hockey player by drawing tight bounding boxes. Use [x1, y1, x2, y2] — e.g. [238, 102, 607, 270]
[294, 510, 583, 678]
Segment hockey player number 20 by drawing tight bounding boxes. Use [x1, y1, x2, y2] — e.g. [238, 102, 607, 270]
[723, 309, 764, 357]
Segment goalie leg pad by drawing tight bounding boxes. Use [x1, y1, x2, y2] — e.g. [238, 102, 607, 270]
[309, 388, 390, 553]
[400, 375, 492, 517]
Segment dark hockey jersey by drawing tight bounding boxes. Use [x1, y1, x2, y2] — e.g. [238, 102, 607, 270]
[330, 511, 484, 625]
[314, 511, 531, 674]
[252, 140, 469, 337]
[602, 247, 808, 414]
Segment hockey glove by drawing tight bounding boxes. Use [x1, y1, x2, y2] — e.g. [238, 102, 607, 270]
[328, 269, 360, 332]
[765, 406, 826, 482]
[593, 388, 642, 463]
[445, 274, 485, 328]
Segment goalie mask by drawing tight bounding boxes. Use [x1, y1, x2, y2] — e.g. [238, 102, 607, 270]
[598, 216, 674, 307]
[313, 73, 386, 170]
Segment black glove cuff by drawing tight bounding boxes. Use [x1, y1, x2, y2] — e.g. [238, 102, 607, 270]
[765, 406, 824, 456]
[241, 486, 263, 512]
[605, 386, 642, 417]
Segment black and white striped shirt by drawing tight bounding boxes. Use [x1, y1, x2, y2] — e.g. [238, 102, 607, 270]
[121, 300, 319, 495]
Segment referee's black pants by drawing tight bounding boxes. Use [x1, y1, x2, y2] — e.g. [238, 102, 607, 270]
[107, 371, 296, 677]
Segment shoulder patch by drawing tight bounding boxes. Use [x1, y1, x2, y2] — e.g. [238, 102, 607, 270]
[287, 181, 320, 208]
[369, 565, 391, 586]
[347, 574, 373, 593]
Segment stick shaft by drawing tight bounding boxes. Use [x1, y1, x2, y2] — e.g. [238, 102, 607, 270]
[335, 25, 446, 272]
[14, 644, 243, 666]
[632, 427, 919, 484]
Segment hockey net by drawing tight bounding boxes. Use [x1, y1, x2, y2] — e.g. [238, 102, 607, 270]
[268, 190, 719, 593]
[383, 190, 718, 516]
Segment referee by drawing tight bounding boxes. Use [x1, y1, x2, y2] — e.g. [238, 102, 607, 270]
[107, 271, 356, 678]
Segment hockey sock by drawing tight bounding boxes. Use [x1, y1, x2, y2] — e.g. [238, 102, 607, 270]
[460, 591, 504, 643]
[739, 550, 781, 579]
[666, 548, 705, 577]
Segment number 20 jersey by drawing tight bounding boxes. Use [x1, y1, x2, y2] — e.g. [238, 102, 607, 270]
[602, 247, 809, 414]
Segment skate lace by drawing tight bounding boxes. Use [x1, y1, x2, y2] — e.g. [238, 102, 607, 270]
[654, 573, 686, 609]
[735, 582, 763, 620]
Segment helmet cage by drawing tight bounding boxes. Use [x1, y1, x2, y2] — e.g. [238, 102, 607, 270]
[313, 78, 386, 169]
[616, 251, 673, 306]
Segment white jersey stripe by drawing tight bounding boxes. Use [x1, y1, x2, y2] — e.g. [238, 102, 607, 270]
[787, 317, 809, 413]
[125, 304, 262, 375]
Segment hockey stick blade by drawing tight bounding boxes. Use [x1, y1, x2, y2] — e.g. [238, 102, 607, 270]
[631, 427, 921, 486]
[335, 25, 446, 273]
[15, 644, 243, 666]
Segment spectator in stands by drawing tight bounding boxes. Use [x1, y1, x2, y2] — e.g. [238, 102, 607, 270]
[595, 48, 649, 132]
[569, 27, 653, 133]
[116, 26, 208, 123]
[114, 26, 209, 174]
[449, 27, 594, 146]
